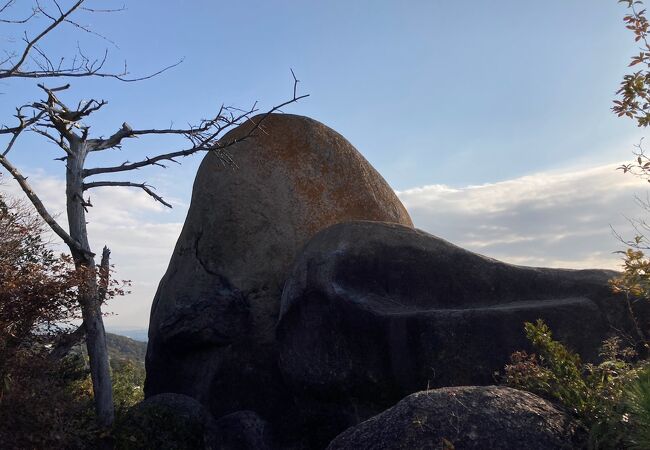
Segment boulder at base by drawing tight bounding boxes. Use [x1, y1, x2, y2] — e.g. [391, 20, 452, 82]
[145, 115, 413, 425]
[327, 386, 583, 450]
[115, 393, 219, 449]
[278, 221, 636, 435]
[214, 411, 274, 450]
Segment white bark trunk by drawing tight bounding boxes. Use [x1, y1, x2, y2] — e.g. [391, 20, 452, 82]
[66, 141, 114, 428]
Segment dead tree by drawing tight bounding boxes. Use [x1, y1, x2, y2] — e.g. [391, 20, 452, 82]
[0, 0, 307, 428]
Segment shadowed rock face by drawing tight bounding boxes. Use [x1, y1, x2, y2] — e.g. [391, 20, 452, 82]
[145, 115, 413, 423]
[277, 221, 636, 443]
[214, 411, 274, 450]
[327, 386, 583, 450]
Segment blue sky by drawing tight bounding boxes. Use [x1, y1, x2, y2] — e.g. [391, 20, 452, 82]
[2, 1, 649, 327]
[3, 1, 643, 189]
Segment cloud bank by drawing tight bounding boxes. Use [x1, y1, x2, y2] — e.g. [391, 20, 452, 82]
[398, 163, 643, 270]
[2, 162, 646, 327]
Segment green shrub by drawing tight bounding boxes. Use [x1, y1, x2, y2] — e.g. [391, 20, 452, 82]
[625, 365, 650, 449]
[0, 353, 96, 449]
[112, 359, 145, 412]
[504, 319, 646, 449]
[112, 404, 206, 450]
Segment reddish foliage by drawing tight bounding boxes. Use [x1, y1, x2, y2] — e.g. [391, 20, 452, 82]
[0, 195, 80, 381]
[0, 190, 130, 447]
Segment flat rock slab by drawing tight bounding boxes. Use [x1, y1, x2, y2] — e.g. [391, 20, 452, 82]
[327, 386, 582, 450]
[278, 221, 631, 438]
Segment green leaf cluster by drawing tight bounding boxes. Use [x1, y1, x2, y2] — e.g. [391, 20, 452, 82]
[505, 320, 648, 449]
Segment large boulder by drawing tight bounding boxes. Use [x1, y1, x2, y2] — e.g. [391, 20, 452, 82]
[277, 221, 637, 437]
[145, 115, 412, 424]
[327, 386, 583, 450]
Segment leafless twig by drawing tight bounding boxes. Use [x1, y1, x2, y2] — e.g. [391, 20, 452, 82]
[0, 0, 182, 81]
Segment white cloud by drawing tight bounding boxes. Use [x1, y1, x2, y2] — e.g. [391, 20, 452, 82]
[398, 162, 643, 270]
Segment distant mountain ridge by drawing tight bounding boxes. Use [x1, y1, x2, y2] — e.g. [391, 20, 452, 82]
[106, 333, 147, 364]
[74, 332, 147, 365]
[106, 328, 148, 342]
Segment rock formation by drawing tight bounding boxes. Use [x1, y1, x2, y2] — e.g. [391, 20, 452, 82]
[145, 114, 413, 425]
[327, 386, 582, 450]
[121, 394, 273, 449]
[144, 114, 644, 449]
[277, 220, 635, 441]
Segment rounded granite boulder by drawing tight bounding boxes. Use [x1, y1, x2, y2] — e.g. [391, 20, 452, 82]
[145, 114, 412, 424]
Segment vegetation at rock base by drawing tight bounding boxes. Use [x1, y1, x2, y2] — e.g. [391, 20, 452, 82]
[0, 188, 145, 448]
[111, 404, 206, 450]
[496, 4, 650, 446]
[504, 320, 650, 449]
[0, 339, 147, 448]
[0, 193, 80, 387]
[625, 369, 650, 449]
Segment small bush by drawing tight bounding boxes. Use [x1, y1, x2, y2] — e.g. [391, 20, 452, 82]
[0, 347, 147, 448]
[112, 359, 145, 412]
[504, 319, 646, 449]
[0, 353, 96, 449]
[112, 404, 207, 450]
[624, 365, 650, 449]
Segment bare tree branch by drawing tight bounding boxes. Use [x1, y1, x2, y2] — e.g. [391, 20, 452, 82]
[1, 57, 184, 81]
[0, 8, 37, 24]
[0, 0, 38, 24]
[36, 1, 119, 48]
[85, 73, 309, 176]
[32, 126, 71, 154]
[0, 0, 15, 15]
[80, 5, 125, 14]
[84, 146, 210, 176]
[0, 0, 182, 82]
[48, 324, 86, 360]
[0, 153, 88, 254]
[87, 122, 133, 151]
[83, 180, 172, 208]
[1, 0, 85, 78]
[30, 83, 79, 142]
[97, 246, 110, 301]
[1, 106, 46, 156]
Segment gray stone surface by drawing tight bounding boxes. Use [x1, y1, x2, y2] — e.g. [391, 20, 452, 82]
[145, 114, 412, 423]
[214, 410, 274, 450]
[327, 386, 582, 450]
[277, 221, 636, 442]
